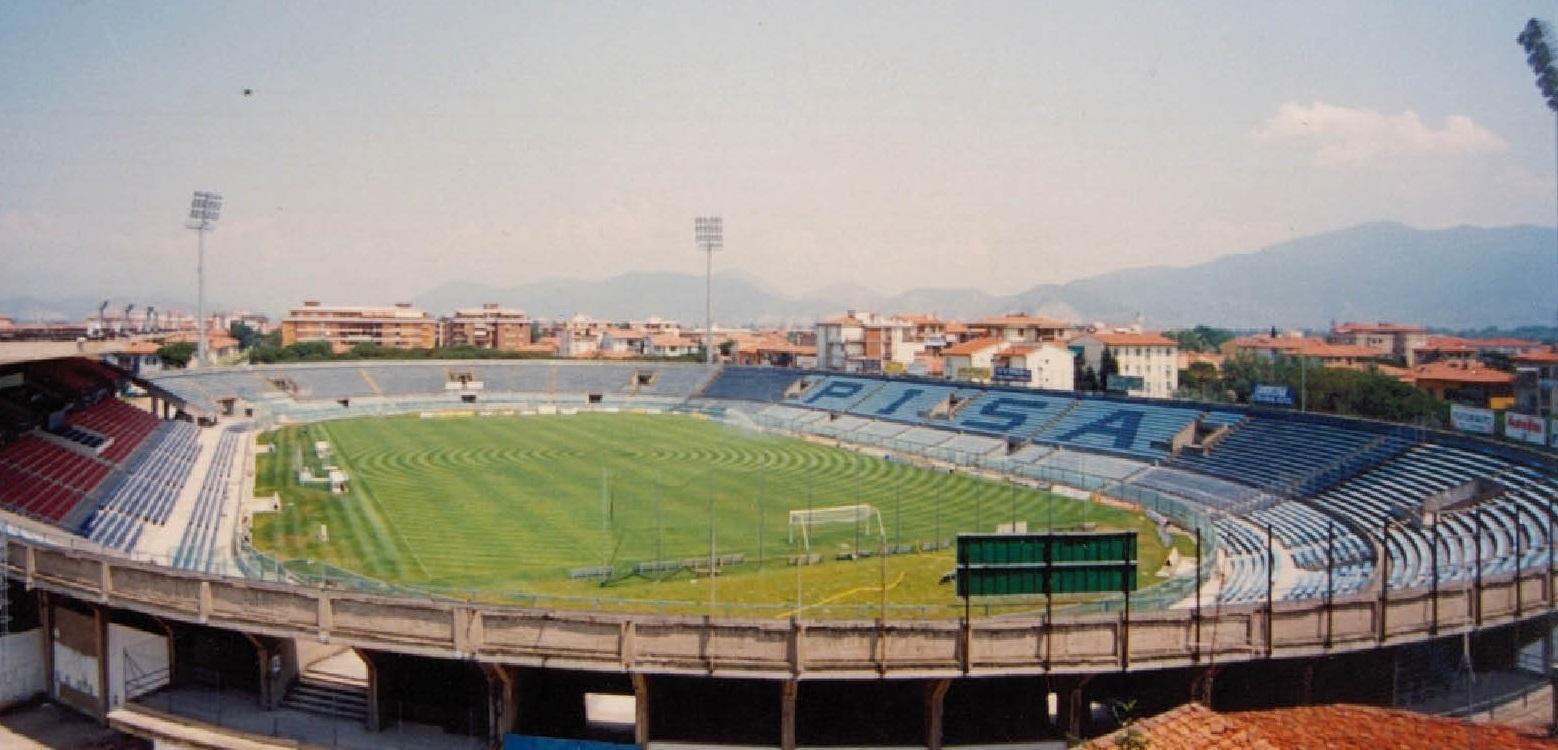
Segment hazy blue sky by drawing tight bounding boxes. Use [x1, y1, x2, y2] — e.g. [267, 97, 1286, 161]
[2, 1, 1555, 315]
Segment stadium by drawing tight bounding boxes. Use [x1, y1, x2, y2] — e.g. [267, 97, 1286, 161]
[1, 355, 1554, 748]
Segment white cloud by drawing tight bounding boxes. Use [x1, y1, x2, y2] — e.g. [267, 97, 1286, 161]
[1253, 101, 1506, 166]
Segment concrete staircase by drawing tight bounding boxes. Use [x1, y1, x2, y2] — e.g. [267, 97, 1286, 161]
[281, 673, 369, 723]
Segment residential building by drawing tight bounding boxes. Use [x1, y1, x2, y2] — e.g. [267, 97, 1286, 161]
[209, 310, 272, 335]
[159, 331, 243, 360]
[1407, 360, 1515, 409]
[1410, 335, 1478, 366]
[632, 316, 682, 337]
[1224, 335, 1382, 368]
[1071, 332, 1179, 398]
[814, 311, 920, 373]
[1327, 322, 1429, 365]
[441, 303, 533, 350]
[942, 337, 1004, 382]
[599, 329, 650, 356]
[646, 333, 697, 358]
[106, 340, 163, 375]
[898, 314, 956, 355]
[967, 314, 1073, 344]
[1513, 349, 1558, 418]
[729, 334, 814, 367]
[280, 301, 438, 352]
[991, 342, 1075, 391]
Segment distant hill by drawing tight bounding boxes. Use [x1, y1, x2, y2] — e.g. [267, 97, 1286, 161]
[4, 222, 1552, 329]
[415, 223, 1556, 329]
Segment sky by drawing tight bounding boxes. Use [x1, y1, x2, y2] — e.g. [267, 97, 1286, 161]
[1, 1, 1556, 317]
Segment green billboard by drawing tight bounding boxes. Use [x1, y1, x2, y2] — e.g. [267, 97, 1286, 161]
[955, 531, 1138, 597]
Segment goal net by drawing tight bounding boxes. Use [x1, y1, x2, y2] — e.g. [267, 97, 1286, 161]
[788, 504, 885, 550]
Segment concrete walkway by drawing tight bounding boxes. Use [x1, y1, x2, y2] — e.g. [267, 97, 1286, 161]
[134, 686, 484, 750]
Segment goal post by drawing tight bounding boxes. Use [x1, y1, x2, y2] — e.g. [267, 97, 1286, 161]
[788, 504, 885, 551]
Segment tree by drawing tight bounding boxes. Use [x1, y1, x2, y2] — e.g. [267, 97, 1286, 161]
[1166, 325, 1236, 353]
[1099, 348, 1119, 390]
[228, 321, 263, 349]
[1074, 365, 1100, 392]
[156, 342, 196, 368]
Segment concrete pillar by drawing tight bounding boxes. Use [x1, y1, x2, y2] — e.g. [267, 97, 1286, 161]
[1055, 678, 1091, 740]
[241, 633, 287, 711]
[482, 664, 517, 748]
[1193, 665, 1221, 708]
[356, 648, 381, 731]
[924, 679, 951, 750]
[94, 604, 109, 719]
[39, 592, 54, 701]
[150, 617, 177, 689]
[632, 673, 650, 747]
[780, 680, 799, 750]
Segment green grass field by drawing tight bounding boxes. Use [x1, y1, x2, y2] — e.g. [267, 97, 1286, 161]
[252, 412, 1184, 616]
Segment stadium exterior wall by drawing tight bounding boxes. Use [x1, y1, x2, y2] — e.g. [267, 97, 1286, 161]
[7, 537, 1554, 680]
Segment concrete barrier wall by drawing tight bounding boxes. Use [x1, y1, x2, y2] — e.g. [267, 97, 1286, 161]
[8, 539, 1556, 679]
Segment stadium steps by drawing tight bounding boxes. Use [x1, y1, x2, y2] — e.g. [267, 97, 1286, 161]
[1026, 399, 1079, 438]
[688, 365, 725, 398]
[281, 677, 369, 723]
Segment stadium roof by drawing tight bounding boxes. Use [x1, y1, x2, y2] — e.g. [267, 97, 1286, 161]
[1077, 702, 1553, 750]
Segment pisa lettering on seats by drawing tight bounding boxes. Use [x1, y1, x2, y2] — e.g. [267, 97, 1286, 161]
[962, 397, 1054, 432]
[804, 379, 865, 405]
[1054, 409, 1145, 450]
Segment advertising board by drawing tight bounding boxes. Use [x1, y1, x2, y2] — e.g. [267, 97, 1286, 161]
[1505, 412, 1548, 446]
[1450, 404, 1495, 435]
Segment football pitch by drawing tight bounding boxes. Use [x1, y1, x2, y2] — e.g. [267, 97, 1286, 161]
[252, 412, 1182, 615]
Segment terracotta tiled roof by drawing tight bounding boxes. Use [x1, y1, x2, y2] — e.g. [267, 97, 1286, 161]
[649, 333, 691, 348]
[1515, 350, 1558, 364]
[1077, 703, 1279, 750]
[601, 328, 649, 340]
[1080, 702, 1554, 750]
[944, 322, 970, 334]
[1228, 703, 1555, 750]
[943, 336, 1005, 356]
[1179, 351, 1225, 370]
[1229, 336, 1378, 359]
[970, 314, 1070, 329]
[1475, 337, 1541, 348]
[1409, 361, 1515, 385]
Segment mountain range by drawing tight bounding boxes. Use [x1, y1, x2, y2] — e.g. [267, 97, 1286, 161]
[3, 222, 1553, 330]
[411, 222, 1556, 329]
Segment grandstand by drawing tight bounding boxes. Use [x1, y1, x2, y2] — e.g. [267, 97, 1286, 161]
[1, 358, 1556, 750]
[0, 360, 1550, 620]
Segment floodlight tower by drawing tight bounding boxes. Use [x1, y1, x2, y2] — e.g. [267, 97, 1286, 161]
[1517, 19, 1558, 331]
[695, 216, 724, 365]
[185, 191, 223, 367]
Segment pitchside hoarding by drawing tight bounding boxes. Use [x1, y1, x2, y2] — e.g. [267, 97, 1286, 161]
[955, 531, 1138, 597]
[1505, 412, 1548, 446]
[1251, 384, 1295, 407]
[1450, 404, 1495, 435]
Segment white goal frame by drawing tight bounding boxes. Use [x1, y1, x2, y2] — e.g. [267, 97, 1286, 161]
[788, 504, 886, 551]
